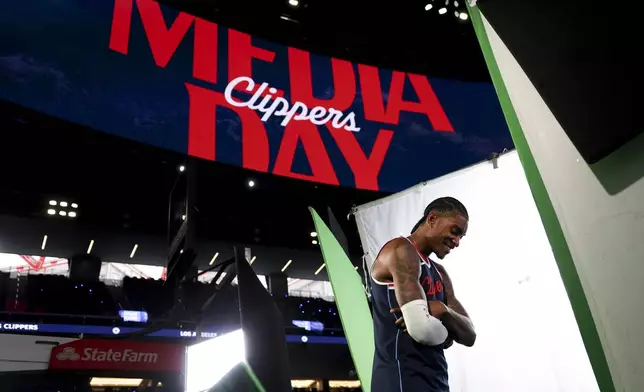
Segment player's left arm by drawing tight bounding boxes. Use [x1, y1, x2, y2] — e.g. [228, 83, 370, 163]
[436, 264, 477, 347]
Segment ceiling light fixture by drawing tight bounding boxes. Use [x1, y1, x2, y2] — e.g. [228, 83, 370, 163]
[281, 259, 293, 272]
[87, 240, 95, 254]
[280, 15, 298, 23]
[288, 0, 299, 6]
[310, 232, 317, 237]
[247, 180, 256, 188]
[130, 244, 139, 258]
[41, 235, 48, 250]
[47, 199, 78, 218]
[209, 252, 219, 265]
[459, 12, 469, 20]
[178, 165, 185, 172]
[314, 263, 326, 275]
[438, 7, 447, 14]
[424, 3, 433, 10]
[312, 240, 318, 245]
[249, 255, 256, 265]
[215, 273, 227, 285]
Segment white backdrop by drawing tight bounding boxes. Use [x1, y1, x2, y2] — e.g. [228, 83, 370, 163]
[354, 151, 599, 392]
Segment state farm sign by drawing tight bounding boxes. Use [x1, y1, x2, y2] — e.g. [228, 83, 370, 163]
[50, 339, 185, 372]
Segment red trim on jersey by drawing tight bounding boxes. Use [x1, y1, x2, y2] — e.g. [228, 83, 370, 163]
[404, 237, 443, 281]
[404, 237, 429, 263]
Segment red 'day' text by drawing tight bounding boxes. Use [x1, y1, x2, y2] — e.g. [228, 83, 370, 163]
[108, 0, 454, 191]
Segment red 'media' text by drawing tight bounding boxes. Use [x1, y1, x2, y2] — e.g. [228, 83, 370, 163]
[108, 0, 454, 191]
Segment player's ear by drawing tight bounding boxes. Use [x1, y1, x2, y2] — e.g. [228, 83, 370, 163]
[427, 212, 438, 226]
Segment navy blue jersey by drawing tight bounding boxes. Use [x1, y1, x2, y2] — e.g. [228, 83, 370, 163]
[371, 237, 449, 392]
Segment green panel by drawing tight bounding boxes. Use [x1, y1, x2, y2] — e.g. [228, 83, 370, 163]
[209, 362, 267, 392]
[310, 208, 374, 391]
[467, 6, 616, 392]
[243, 363, 268, 392]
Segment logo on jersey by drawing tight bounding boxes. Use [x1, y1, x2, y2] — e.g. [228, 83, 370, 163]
[421, 276, 443, 297]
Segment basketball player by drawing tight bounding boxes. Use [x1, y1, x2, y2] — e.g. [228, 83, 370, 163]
[370, 197, 476, 392]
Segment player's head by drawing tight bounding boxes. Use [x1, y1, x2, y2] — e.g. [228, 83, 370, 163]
[411, 197, 469, 259]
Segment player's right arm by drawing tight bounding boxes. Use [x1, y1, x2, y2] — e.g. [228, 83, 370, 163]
[379, 240, 449, 346]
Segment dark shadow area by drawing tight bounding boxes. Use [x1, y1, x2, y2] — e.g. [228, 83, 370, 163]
[237, 247, 291, 392]
[479, 0, 642, 163]
[591, 132, 644, 195]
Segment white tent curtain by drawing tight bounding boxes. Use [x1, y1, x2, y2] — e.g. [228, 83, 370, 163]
[354, 151, 599, 392]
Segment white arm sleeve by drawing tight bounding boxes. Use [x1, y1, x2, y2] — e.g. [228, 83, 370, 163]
[400, 299, 449, 346]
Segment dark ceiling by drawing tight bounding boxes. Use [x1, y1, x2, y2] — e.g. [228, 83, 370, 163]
[158, 0, 490, 83]
[0, 0, 491, 279]
[0, 101, 380, 279]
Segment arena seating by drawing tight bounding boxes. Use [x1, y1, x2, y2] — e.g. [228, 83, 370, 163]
[0, 274, 343, 336]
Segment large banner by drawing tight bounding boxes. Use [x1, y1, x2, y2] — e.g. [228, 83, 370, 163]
[0, 0, 512, 192]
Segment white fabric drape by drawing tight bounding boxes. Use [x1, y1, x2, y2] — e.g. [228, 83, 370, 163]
[354, 151, 599, 392]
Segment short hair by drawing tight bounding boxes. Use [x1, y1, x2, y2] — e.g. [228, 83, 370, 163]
[410, 197, 469, 234]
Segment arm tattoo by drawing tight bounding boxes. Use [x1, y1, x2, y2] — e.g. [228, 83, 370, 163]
[391, 244, 425, 306]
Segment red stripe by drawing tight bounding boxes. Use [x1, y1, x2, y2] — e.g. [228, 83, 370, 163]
[404, 237, 429, 263]
[405, 237, 443, 280]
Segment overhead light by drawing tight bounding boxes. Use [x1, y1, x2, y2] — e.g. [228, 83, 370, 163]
[90, 378, 144, 387]
[280, 15, 297, 22]
[292, 380, 317, 389]
[71, 203, 78, 208]
[310, 232, 317, 237]
[312, 240, 318, 245]
[181, 214, 186, 221]
[178, 165, 185, 172]
[209, 252, 219, 265]
[424, 3, 433, 10]
[281, 259, 293, 272]
[249, 256, 256, 265]
[329, 380, 361, 388]
[459, 12, 468, 20]
[41, 235, 48, 250]
[180, 249, 184, 254]
[49, 200, 57, 206]
[439, 7, 447, 14]
[288, 0, 299, 6]
[130, 244, 139, 258]
[87, 240, 95, 254]
[354, 266, 359, 270]
[47, 209, 56, 215]
[247, 180, 255, 188]
[59, 211, 67, 217]
[60, 201, 68, 207]
[68, 211, 77, 218]
[314, 263, 326, 275]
